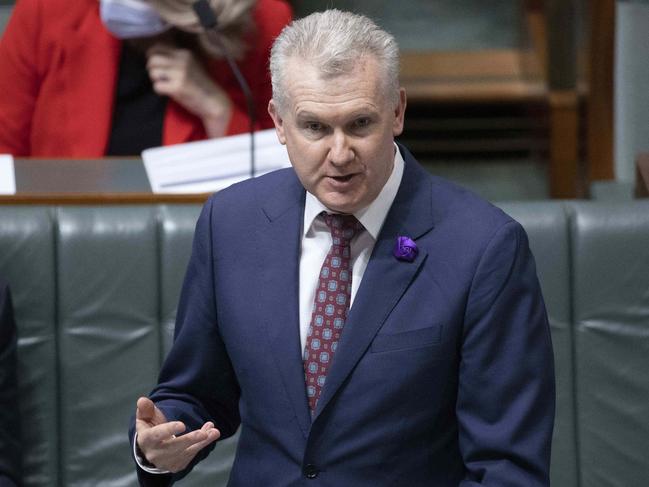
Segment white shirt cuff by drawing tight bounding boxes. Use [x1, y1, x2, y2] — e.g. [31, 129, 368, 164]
[133, 432, 171, 475]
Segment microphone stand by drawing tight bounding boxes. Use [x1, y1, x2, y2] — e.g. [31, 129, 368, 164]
[193, 0, 256, 179]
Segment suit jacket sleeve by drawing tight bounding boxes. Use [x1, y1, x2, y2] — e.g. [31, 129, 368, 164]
[130, 199, 241, 486]
[0, 279, 22, 486]
[457, 221, 555, 486]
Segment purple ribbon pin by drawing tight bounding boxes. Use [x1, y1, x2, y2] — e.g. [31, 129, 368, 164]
[393, 236, 418, 262]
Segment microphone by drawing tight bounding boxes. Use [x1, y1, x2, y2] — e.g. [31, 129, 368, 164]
[192, 0, 217, 29]
[192, 0, 256, 179]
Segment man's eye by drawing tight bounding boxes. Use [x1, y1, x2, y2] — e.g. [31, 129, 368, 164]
[353, 118, 371, 129]
[305, 122, 323, 132]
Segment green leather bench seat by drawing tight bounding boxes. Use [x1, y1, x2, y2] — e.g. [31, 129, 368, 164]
[0, 206, 237, 487]
[1, 201, 648, 486]
[0, 207, 57, 486]
[571, 203, 649, 486]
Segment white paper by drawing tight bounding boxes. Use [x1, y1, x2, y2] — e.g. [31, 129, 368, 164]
[142, 129, 291, 194]
[0, 155, 16, 194]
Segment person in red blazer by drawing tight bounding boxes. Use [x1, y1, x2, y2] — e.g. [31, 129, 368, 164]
[0, 0, 292, 157]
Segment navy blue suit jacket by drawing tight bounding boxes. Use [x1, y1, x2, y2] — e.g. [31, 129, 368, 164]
[132, 145, 555, 486]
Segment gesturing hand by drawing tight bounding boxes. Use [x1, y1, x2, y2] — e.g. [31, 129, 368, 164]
[146, 43, 232, 137]
[135, 396, 221, 473]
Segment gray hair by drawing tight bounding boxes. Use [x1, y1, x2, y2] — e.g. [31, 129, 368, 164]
[269, 9, 400, 111]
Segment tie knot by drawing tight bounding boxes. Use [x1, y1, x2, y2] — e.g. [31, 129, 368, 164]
[322, 212, 363, 243]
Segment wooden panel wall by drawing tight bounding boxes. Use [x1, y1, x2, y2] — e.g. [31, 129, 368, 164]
[586, 0, 615, 181]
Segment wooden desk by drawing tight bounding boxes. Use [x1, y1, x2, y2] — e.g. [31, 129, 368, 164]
[1, 158, 209, 204]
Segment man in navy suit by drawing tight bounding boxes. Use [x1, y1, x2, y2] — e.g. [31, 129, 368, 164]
[131, 9, 555, 486]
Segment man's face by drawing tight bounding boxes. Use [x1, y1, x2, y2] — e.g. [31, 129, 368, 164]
[268, 56, 406, 214]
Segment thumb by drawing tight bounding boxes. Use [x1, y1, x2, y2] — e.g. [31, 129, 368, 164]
[136, 397, 168, 427]
[136, 397, 156, 422]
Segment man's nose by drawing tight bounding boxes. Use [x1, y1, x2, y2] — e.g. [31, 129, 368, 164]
[328, 131, 354, 166]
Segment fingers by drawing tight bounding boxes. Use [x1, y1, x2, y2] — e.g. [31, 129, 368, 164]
[146, 42, 177, 58]
[184, 426, 221, 456]
[146, 55, 176, 73]
[136, 419, 183, 451]
[146, 51, 187, 94]
[144, 43, 226, 120]
[139, 422, 221, 473]
[148, 68, 173, 88]
[166, 423, 219, 449]
[145, 421, 186, 443]
[163, 423, 220, 462]
[133, 397, 221, 472]
[146, 45, 191, 71]
[146, 52, 179, 86]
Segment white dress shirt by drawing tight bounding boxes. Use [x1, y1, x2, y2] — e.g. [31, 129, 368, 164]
[298, 145, 404, 351]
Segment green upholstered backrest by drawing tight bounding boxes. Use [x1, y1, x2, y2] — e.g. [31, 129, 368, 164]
[0, 207, 58, 486]
[570, 201, 649, 487]
[2, 201, 649, 486]
[0, 205, 238, 487]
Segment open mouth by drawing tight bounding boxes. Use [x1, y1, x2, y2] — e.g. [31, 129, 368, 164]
[330, 174, 354, 183]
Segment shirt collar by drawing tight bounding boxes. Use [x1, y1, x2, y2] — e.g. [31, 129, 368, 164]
[303, 144, 405, 240]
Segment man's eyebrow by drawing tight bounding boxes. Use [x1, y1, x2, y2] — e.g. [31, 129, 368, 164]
[295, 111, 321, 120]
[295, 108, 379, 121]
[349, 110, 378, 119]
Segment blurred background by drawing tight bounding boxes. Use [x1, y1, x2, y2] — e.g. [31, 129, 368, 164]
[284, 0, 643, 202]
[2, 0, 646, 202]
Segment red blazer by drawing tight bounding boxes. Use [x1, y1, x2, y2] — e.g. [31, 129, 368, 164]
[0, 0, 292, 157]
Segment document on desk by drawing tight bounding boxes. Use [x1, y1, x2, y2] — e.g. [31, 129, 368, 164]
[142, 129, 291, 194]
[0, 155, 16, 194]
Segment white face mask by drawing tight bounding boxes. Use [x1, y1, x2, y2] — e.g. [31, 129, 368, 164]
[100, 0, 171, 39]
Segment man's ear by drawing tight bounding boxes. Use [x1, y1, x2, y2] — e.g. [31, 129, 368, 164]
[268, 100, 287, 145]
[392, 88, 407, 137]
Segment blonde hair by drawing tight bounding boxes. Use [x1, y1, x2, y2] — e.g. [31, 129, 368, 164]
[148, 0, 256, 59]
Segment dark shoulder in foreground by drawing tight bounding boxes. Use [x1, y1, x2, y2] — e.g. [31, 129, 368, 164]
[398, 144, 520, 238]
[204, 167, 301, 217]
[432, 172, 516, 228]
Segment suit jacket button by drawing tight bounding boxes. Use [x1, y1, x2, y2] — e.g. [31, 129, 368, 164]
[304, 464, 319, 479]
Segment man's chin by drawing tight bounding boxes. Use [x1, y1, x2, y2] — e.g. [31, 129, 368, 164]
[315, 180, 367, 213]
[318, 194, 361, 214]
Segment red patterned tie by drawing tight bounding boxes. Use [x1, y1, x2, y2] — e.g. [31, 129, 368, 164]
[304, 212, 364, 412]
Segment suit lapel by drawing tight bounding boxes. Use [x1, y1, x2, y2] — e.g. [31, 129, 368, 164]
[314, 150, 435, 420]
[258, 173, 312, 436]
